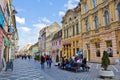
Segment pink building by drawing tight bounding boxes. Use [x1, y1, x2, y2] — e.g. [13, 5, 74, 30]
[52, 29, 62, 62]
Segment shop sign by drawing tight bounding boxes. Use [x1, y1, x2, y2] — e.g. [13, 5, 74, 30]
[90, 38, 102, 43]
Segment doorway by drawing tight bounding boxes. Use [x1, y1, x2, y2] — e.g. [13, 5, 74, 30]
[86, 44, 90, 61]
[88, 49, 90, 61]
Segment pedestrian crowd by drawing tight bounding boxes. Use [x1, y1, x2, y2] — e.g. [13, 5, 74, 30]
[40, 55, 52, 69]
[22, 54, 31, 60]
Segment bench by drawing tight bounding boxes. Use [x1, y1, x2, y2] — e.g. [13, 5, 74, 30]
[70, 63, 90, 72]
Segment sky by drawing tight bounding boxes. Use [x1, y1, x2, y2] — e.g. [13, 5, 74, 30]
[13, 0, 79, 50]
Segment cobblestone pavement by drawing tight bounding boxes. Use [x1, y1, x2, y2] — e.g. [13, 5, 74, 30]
[0, 58, 120, 80]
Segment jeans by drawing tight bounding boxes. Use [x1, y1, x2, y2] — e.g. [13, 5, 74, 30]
[41, 62, 44, 69]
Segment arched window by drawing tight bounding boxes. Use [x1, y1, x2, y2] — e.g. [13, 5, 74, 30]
[85, 20, 89, 31]
[94, 16, 99, 28]
[104, 11, 109, 25]
[92, 0, 97, 8]
[117, 3, 120, 20]
[84, 3, 88, 13]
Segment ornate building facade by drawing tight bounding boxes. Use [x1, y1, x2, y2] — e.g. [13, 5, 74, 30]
[62, 3, 82, 59]
[81, 0, 120, 63]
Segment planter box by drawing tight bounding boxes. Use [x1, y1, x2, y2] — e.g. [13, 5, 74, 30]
[99, 70, 114, 78]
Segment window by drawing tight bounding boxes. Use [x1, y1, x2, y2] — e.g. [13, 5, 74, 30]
[73, 25, 75, 36]
[106, 40, 113, 57]
[104, 11, 110, 25]
[56, 41, 57, 45]
[64, 30, 65, 38]
[95, 42, 100, 48]
[76, 23, 79, 34]
[84, 3, 88, 13]
[106, 40, 112, 47]
[85, 20, 89, 31]
[59, 40, 61, 45]
[95, 43, 100, 57]
[94, 16, 99, 28]
[76, 41, 79, 46]
[96, 49, 100, 57]
[117, 3, 120, 20]
[92, 0, 97, 8]
[67, 29, 68, 38]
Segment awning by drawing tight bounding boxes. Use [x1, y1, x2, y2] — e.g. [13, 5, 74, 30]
[63, 42, 71, 46]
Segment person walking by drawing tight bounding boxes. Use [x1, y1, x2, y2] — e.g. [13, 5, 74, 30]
[41, 55, 45, 69]
[46, 55, 49, 67]
[48, 56, 52, 68]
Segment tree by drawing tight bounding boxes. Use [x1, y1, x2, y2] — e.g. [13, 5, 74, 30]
[35, 55, 40, 61]
[101, 50, 110, 70]
[56, 54, 59, 63]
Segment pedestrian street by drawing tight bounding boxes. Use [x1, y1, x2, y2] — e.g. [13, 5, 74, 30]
[0, 58, 120, 80]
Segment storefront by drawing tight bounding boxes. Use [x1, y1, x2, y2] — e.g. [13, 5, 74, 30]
[83, 30, 119, 63]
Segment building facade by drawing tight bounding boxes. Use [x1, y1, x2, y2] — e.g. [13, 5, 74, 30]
[81, 0, 120, 63]
[38, 27, 47, 56]
[29, 42, 39, 57]
[52, 29, 62, 62]
[62, 3, 82, 59]
[46, 22, 61, 56]
[0, 0, 18, 71]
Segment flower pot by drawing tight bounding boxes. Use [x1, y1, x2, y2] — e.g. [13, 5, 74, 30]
[99, 70, 114, 78]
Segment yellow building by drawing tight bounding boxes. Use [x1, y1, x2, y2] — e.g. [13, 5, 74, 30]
[81, 0, 120, 63]
[62, 3, 82, 59]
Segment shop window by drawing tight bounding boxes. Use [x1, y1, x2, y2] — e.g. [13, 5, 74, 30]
[96, 49, 100, 57]
[106, 40, 112, 47]
[95, 43, 100, 57]
[107, 48, 113, 57]
[106, 40, 113, 57]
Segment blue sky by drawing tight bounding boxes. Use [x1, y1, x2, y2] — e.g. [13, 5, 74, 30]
[13, 0, 79, 49]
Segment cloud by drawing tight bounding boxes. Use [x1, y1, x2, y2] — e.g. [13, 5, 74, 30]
[21, 27, 31, 32]
[64, 0, 79, 9]
[33, 23, 46, 29]
[59, 11, 65, 17]
[16, 16, 25, 25]
[42, 17, 51, 23]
